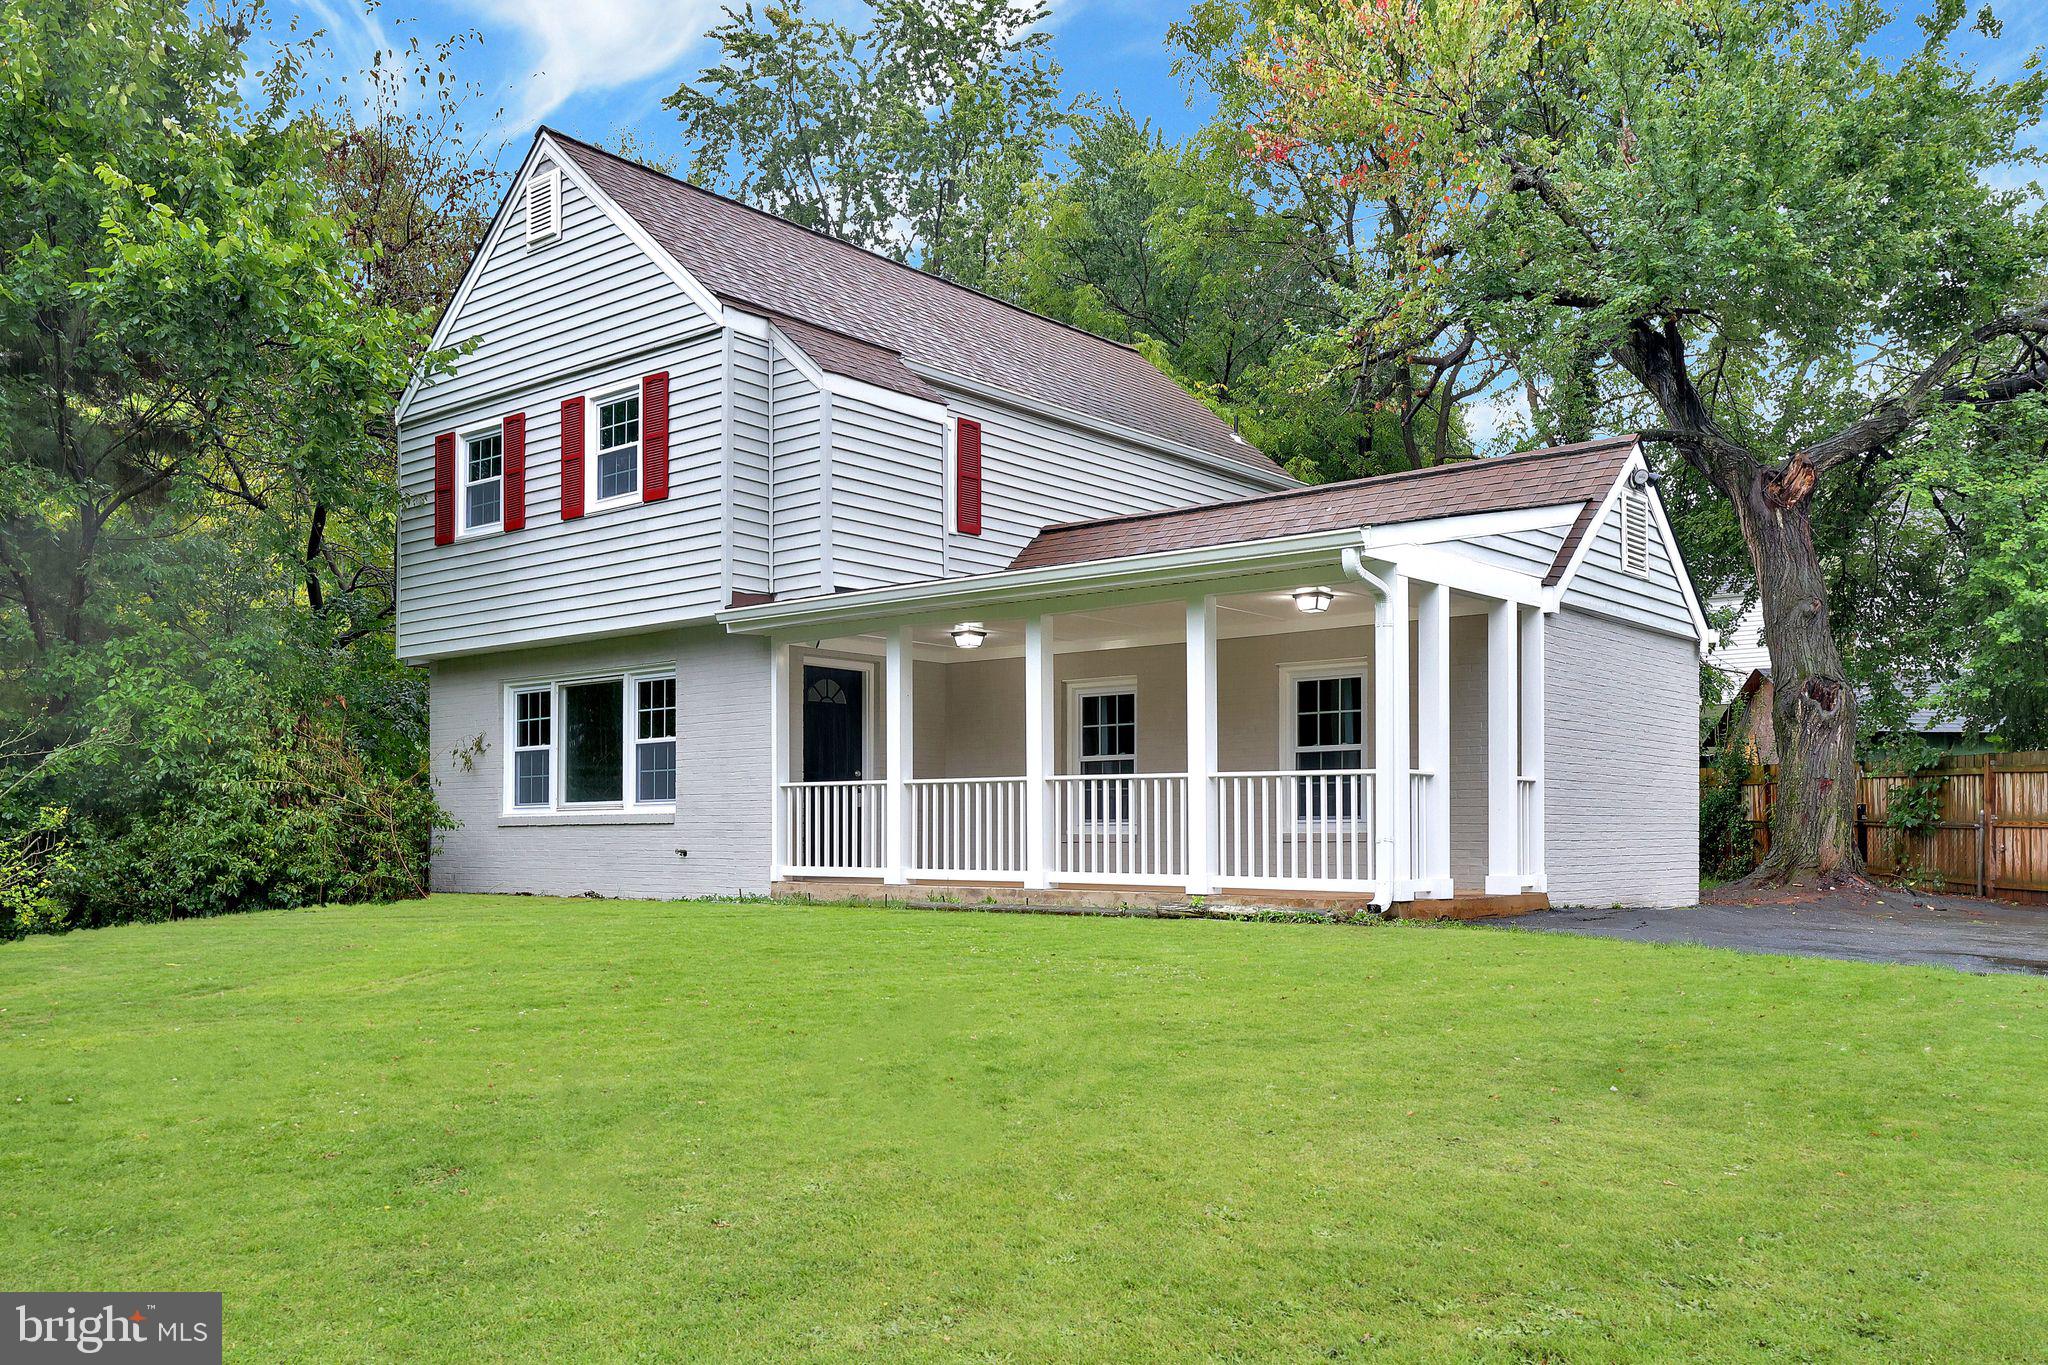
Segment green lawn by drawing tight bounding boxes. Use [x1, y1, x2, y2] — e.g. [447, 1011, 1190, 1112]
[4, 898, 2044, 1361]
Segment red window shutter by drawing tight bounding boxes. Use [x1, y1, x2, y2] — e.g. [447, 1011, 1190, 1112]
[559, 398, 585, 520]
[641, 371, 670, 502]
[955, 418, 983, 536]
[503, 412, 527, 530]
[432, 432, 455, 545]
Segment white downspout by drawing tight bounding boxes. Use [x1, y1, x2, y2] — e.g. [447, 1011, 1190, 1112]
[1342, 542, 1398, 910]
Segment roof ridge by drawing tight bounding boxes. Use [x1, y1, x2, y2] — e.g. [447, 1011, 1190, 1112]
[1026, 435, 1640, 538]
[537, 126, 1150, 359]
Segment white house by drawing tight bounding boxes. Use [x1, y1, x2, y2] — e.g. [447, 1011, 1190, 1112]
[396, 129, 1708, 912]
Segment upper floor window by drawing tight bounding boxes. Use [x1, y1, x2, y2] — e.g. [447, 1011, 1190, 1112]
[595, 391, 640, 505]
[462, 430, 503, 533]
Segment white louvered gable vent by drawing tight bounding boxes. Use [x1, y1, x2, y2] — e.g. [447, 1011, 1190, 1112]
[525, 167, 562, 247]
[1620, 490, 1651, 577]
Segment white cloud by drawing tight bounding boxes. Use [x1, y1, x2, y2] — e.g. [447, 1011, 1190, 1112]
[1463, 382, 1530, 452]
[456, 0, 725, 131]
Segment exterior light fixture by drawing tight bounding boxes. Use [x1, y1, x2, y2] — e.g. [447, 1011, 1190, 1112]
[1292, 586, 1334, 615]
[950, 622, 988, 649]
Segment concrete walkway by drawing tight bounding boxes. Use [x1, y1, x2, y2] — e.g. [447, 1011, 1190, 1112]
[1502, 895, 2048, 975]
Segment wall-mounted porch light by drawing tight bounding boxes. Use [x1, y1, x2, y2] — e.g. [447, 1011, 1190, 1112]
[949, 622, 989, 649]
[1291, 586, 1335, 615]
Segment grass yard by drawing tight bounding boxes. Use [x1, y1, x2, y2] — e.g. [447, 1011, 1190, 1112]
[4, 898, 2045, 1362]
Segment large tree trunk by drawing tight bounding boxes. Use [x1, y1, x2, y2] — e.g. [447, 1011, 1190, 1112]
[1731, 458, 1863, 882]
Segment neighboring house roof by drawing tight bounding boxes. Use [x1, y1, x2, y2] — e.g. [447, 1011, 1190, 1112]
[1008, 435, 1638, 575]
[543, 129, 1285, 480]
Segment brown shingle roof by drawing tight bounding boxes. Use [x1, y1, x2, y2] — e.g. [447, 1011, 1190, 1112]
[545, 130, 1286, 480]
[766, 315, 944, 404]
[1007, 436, 1639, 578]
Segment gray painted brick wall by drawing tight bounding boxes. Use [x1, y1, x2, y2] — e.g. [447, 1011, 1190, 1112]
[429, 626, 771, 898]
[1543, 606, 1699, 907]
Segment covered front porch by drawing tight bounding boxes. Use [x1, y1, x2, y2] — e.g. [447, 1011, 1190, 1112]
[726, 528, 1551, 908]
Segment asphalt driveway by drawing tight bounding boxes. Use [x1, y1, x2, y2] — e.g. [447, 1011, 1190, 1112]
[1504, 893, 2048, 975]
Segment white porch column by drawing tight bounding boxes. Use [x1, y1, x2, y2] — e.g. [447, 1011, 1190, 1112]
[1519, 605, 1547, 892]
[883, 624, 915, 885]
[1184, 594, 1218, 895]
[1485, 599, 1522, 894]
[768, 639, 792, 883]
[1023, 613, 1055, 889]
[1414, 580, 1452, 898]
[1372, 572, 1410, 903]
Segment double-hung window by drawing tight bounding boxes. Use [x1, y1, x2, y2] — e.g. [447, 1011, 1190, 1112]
[635, 677, 677, 803]
[505, 670, 675, 812]
[1073, 684, 1136, 822]
[463, 430, 503, 532]
[1288, 669, 1365, 821]
[511, 688, 552, 808]
[594, 391, 640, 504]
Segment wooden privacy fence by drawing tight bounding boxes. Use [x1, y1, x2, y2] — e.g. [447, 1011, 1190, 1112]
[1705, 752, 2048, 904]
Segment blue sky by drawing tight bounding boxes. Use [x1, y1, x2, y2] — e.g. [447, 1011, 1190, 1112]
[283, 0, 1220, 168]
[276, 0, 2046, 173]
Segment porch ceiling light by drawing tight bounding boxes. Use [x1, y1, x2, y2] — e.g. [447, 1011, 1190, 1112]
[949, 621, 989, 649]
[1292, 585, 1335, 615]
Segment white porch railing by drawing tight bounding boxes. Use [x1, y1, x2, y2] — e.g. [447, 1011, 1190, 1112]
[908, 777, 1027, 878]
[1213, 769, 1376, 889]
[780, 780, 885, 876]
[1049, 774, 1186, 883]
[1408, 769, 1435, 877]
[1517, 776, 1542, 877]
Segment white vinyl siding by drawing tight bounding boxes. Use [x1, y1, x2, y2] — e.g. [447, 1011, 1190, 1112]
[768, 339, 828, 598]
[829, 393, 947, 589]
[727, 328, 773, 596]
[407, 152, 708, 420]
[1561, 494, 1696, 638]
[1446, 524, 1569, 577]
[934, 384, 1289, 576]
[396, 333, 726, 659]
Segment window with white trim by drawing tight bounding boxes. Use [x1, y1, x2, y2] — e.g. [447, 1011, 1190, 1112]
[504, 670, 675, 812]
[1071, 683, 1135, 821]
[462, 429, 503, 532]
[511, 688, 551, 808]
[593, 391, 640, 504]
[1287, 669, 1365, 820]
[525, 167, 561, 246]
[636, 677, 677, 803]
[1620, 491, 1651, 577]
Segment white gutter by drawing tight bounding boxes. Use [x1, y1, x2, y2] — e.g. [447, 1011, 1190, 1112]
[717, 527, 1365, 635]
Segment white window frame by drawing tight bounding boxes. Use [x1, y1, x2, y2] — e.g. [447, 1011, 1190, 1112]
[1276, 660, 1369, 830]
[633, 675, 678, 805]
[585, 385, 641, 511]
[500, 667, 677, 814]
[457, 421, 505, 538]
[525, 166, 562, 247]
[508, 686, 553, 810]
[1065, 678, 1137, 826]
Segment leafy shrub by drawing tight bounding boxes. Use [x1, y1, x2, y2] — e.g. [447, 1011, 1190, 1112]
[1, 806, 76, 940]
[2, 631, 447, 936]
[1699, 703, 1757, 882]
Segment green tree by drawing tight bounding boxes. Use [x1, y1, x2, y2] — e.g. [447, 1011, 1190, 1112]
[665, 0, 1069, 289]
[0, 0, 452, 930]
[1235, 0, 2047, 883]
